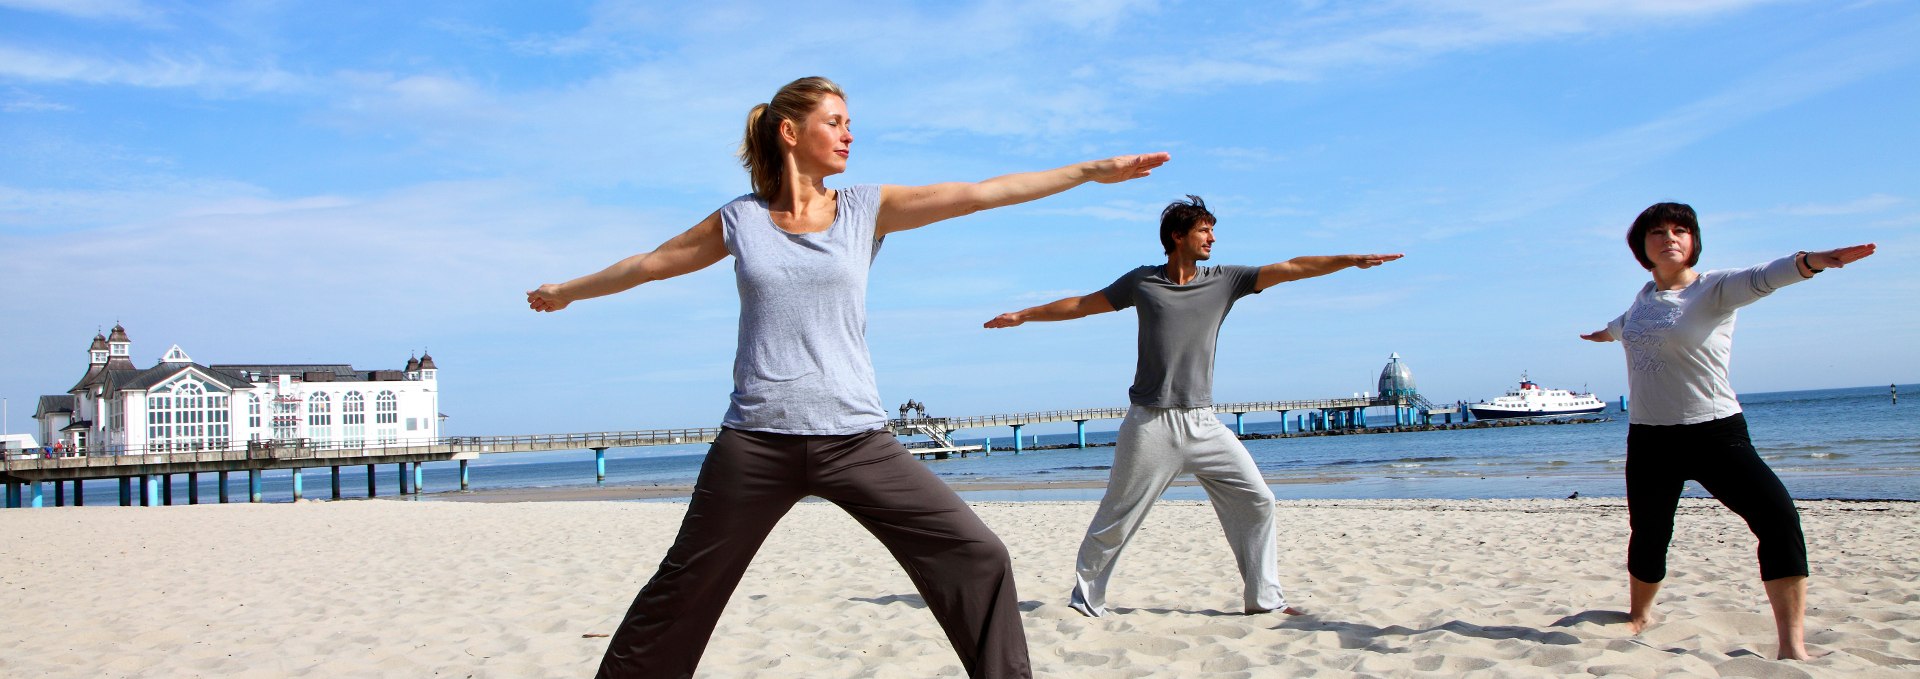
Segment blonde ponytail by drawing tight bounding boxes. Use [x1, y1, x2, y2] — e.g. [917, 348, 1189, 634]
[737, 76, 846, 200]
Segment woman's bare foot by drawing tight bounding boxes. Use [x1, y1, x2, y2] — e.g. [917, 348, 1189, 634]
[1627, 609, 1656, 634]
[1627, 576, 1662, 634]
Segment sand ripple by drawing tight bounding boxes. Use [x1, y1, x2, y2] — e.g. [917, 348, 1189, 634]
[0, 498, 1912, 677]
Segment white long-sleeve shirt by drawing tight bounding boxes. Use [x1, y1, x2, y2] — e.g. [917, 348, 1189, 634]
[1603, 255, 1807, 426]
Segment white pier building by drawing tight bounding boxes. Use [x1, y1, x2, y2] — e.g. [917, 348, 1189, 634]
[32, 325, 440, 455]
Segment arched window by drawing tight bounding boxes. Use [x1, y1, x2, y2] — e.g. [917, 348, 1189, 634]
[307, 391, 332, 444]
[375, 391, 398, 444]
[343, 392, 366, 447]
[375, 391, 397, 423]
[144, 378, 230, 452]
[273, 394, 301, 440]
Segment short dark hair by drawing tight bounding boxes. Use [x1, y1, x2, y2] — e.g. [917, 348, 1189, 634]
[1628, 202, 1702, 270]
[1159, 195, 1215, 254]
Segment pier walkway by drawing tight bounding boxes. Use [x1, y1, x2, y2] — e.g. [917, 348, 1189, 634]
[2, 395, 1450, 508]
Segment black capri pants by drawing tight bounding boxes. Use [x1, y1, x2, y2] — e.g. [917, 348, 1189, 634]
[1625, 412, 1808, 583]
[595, 427, 1031, 679]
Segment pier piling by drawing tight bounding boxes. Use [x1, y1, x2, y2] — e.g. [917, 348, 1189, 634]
[593, 448, 607, 485]
[247, 470, 261, 503]
[219, 471, 230, 503]
[188, 473, 199, 505]
[292, 468, 303, 502]
[459, 460, 469, 491]
[366, 464, 376, 497]
[1012, 425, 1024, 454]
[331, 466, 341, 500]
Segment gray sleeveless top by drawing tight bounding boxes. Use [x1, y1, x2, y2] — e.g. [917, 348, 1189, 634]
[718, 185, 888, 435]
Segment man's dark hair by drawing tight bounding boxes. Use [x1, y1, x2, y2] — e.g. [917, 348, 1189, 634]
[1628, 202, 1702, 270]
[1160, 195, 1215, 255]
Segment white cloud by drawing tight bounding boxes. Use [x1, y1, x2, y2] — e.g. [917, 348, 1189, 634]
[0, 44, 300, 91]
[1123, 0, 1784, 89]
[1, 87, 71, 112]
[0, 0, 162, 23]
[1778, 193, 1905, 216]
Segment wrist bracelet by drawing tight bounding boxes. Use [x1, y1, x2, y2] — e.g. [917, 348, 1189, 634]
[1800, 251, 1825, 274]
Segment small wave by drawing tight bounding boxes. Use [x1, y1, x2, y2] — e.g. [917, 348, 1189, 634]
[1388, 463, 1424, 469]
[1393, 456, 1457, 463]
[1057, 465, 1112, 471]
[1833, 437, 1916, 446]
[1808, 452, 1848, 459]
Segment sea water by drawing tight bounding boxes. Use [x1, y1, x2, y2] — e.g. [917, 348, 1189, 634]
[78, 384, 1914, 504]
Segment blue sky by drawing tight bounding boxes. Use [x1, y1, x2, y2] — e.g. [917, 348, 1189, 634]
[3, 0, 1916, 439]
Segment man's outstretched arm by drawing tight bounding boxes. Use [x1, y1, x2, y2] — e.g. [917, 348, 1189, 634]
[1255, 253, 1403, 291]
[984, 292, 1116, 328]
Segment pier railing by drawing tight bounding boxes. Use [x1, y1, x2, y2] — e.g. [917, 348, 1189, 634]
[0, 429, 732, 472]
[4, 396, 1416, 473]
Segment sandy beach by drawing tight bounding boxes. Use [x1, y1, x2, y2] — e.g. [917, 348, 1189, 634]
[1, 497, 1914, 677]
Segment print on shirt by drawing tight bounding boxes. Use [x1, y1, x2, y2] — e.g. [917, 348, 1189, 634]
[1622, 298, 1683, 375]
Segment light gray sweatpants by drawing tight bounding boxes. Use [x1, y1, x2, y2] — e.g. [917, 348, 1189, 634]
[1069, 404, 1286, 616]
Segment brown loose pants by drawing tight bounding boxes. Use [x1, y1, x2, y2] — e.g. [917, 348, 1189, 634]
[595, 428, 1031, 678]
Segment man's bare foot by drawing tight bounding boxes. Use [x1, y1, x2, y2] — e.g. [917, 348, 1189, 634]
[1248, 606, 1307, 616]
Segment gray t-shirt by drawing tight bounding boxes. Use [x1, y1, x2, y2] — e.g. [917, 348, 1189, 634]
[1101, 264, 1262, 408]
[718, 185, 888, 435]
[1603, 255, 1805, 426]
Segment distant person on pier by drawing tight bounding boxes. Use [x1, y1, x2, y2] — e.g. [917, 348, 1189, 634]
[1580, 201, 1876, 660]
[526, 76, 1167, 679]
[984, 194, 1400, 618]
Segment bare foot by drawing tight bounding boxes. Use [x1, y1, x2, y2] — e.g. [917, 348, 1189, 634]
[1627, 610, 1655, 634]
[1777, 645, 1829, 661]
[1248, 606, 1308, 616]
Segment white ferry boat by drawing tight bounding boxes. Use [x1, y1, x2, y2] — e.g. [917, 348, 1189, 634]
[1469, 375, 1607, 420]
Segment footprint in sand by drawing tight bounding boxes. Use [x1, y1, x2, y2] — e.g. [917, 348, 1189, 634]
[1175, 622, 1252, 639]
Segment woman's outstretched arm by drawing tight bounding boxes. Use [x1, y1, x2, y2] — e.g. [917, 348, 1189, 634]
[1715, 243, 1879, 311]
[1799, 243, 1877, 276]
[876, 152, 1170, 235]
[526, 211, 730, 312]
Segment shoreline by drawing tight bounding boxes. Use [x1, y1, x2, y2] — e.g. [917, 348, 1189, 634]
[418, 473, 1920, 504]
